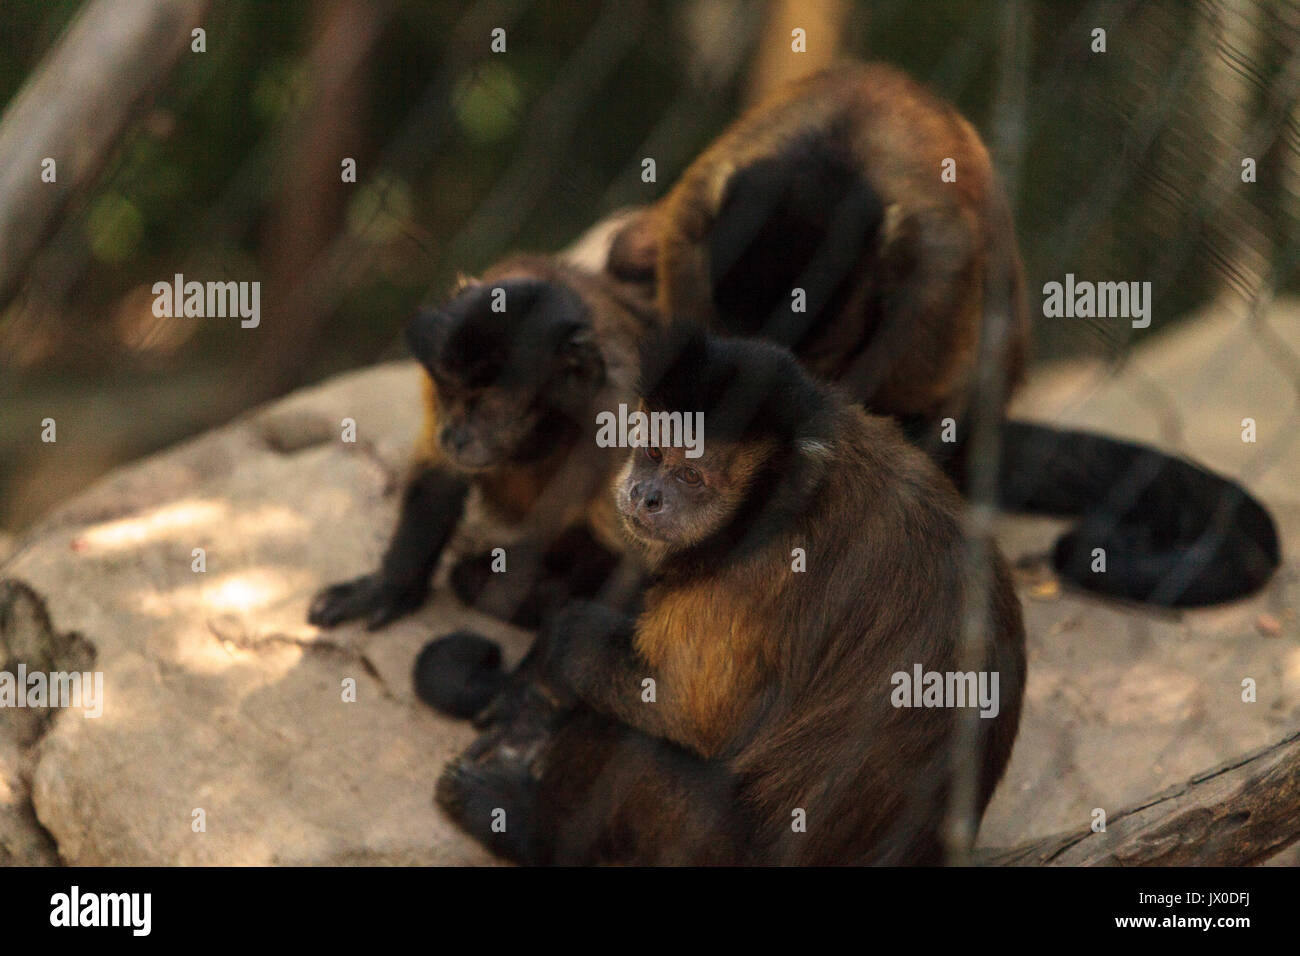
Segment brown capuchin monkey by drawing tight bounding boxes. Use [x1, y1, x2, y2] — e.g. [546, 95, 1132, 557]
[433, 329, 1027, 865]
[308, 254, 660, 659]
[606, 62, 1277, 607]
[609, 62, 1026, 427]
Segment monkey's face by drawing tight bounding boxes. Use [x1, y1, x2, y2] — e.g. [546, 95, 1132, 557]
[407, 275, 606, 472]
[616, 442, 761, 553]
[430, 381, 543, 471]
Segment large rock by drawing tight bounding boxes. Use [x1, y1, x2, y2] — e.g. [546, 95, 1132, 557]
[1, 364, 531, 864]
[1, 295, 1297, 865]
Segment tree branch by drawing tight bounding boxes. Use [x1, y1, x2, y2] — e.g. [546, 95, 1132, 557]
[981, 728, 1300, 866]
[0, 0, 210, 311]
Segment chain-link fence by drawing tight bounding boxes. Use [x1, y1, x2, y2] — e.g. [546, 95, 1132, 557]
[1, 0, 1297, 865]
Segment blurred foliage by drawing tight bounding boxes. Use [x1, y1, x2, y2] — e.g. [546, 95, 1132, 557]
[1, 0, 1298, 530]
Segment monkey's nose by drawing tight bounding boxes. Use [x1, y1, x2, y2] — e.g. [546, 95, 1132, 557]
[644, 488, 662, 513]
[442, 425, 471, 452]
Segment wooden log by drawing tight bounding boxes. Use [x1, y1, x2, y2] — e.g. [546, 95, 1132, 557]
[982, 728, 1300, 866]
[0, 0, 210, 311]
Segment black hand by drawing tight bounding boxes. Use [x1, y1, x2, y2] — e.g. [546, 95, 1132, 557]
[307, 465, 468, 629]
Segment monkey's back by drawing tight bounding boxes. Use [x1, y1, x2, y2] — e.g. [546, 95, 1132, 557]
[646, 61, 1028, 425]
[717, 409, 1026, 864]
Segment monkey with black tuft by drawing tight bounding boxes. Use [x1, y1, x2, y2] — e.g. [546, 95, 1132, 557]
[308, 254, 659, 658]
[435, 329, 1027, 865]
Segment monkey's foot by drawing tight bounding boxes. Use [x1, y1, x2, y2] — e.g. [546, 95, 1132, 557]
[435, 685, 565, 862]
[435, 755, 538, 863]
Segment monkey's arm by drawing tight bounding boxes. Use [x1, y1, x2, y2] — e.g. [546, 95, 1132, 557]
[539, 600, 679, 743]
[308, 464, 469, 630]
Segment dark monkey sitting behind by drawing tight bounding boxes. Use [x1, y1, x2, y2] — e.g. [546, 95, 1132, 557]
[435, 330, 1026, 865]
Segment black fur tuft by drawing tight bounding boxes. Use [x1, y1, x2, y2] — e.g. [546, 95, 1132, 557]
[637, 327, 830, 447]
[406, 278, 591, 390]
[709, 130, 884, 349]
[413, 631, 507, 718]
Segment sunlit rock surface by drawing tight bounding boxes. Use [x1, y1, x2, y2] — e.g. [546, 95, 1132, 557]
[1, 364, 530, 865]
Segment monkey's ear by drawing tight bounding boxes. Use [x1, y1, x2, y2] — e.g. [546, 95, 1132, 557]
[406, 306, 453, 368]
[606, 210, 657, 283]
[559, 326, 605, 385]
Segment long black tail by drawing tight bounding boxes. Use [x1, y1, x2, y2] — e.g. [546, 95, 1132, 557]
[997, 420, 1280, 606]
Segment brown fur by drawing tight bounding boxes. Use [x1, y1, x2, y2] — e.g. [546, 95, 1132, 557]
[645, 412, 1022, 862]
[520, 339, 1027, 865]
[608, 61, 1029, 424]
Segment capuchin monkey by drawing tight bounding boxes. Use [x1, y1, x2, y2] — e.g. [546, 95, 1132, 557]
[434, 329, 1027, 864]
[606, 62, 1278, 607]
[308, 255, 659, 642]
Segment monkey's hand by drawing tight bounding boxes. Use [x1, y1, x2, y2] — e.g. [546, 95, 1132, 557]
[537, 601, 687, 748]
[308, 466, 470, 630]
[538, 600, 661, 719]
[537, 601, 622, 690]
[307, 573, 428, 631]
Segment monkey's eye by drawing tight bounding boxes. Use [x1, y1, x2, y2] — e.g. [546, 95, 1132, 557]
[646, 446, 662, 463]
[678, 466, 702, 486]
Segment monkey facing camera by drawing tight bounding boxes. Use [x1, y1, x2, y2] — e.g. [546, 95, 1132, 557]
[430, 329, 1027, 865]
